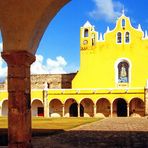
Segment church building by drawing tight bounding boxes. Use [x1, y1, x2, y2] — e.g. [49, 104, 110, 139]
[1, 12, 148, 118]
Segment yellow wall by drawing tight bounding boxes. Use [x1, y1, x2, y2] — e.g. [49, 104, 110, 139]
[72, 14, 148, 89]
[47, 88, 144, 103]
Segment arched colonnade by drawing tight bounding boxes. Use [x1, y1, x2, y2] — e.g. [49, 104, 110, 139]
[1, 97, 144, 117]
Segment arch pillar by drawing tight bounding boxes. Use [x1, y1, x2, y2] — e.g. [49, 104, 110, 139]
[127, 103, 130, 117]
[43, 90, 49, 118]
[2, 51, 35, 148]
[94, 104, 96, 117]
[62, 104, 65, 117]
[78, 103, 80, 117]
[145, 88, 148, 116]
[110, 102, 113, 117]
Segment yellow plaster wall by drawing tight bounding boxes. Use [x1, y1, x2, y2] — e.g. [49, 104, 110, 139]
[0, 91, 8, 101]
[31, 90, 43, 100]
[72, 14, 148, 89]
[47, 88, 144, 104]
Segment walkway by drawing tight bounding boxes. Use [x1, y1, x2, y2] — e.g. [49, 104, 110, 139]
[32, 117, 148, 148]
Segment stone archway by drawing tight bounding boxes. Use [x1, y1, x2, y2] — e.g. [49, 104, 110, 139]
[64, 98, 77, 117]
[32, 99, 44, 117]
[49, 99, 63, 117]
[80, 98, 94, 117]
[0, 1, 70, 147]
[113, 98, 127, 117]
[2, 100, 8, 116]
[69, 103, 84, 117]
[129, 98, 144, 117]
[96, 98, 110, 117]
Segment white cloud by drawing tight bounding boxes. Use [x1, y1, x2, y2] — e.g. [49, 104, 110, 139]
[31, 54, 48, 74]
[0, 45, 70, 81]
[46, 56, 67, 74]
[89, 0, 123, 22]
[31, 54, 67, 74]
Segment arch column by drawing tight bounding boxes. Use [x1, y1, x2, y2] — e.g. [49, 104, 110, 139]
[2, 51, 35, 148]
[110, 102, 113, 117]
[78, 103, 80, 117]
[43, 90, 49, 118]
[145, 88, 148, 116]
[127, 103, 129, 117]
[62, 104, 65, 117]
[94, 104, 96, 117]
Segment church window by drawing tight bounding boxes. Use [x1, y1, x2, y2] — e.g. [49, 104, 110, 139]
[92, 34, 95, 46]
[84, 29, 89, 37]
[125, 32, 130, 43]
[122, 19, 126, 28]
[117, 32, 122, 43]
[118, 61, 129, 83]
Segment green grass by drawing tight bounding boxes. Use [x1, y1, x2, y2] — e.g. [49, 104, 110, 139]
[0, 117, 103, 145]
[0, 117, 102, 131]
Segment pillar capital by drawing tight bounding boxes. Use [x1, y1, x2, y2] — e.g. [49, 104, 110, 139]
[2, 51, 35, 92]
[1, 50, 35, 66]
[144, 88, 148, 116]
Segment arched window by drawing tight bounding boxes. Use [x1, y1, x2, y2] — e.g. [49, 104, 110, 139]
[125, 32, 130, 43]
[92, 33, 95, 46]
[117, 32, 122, 43]
[118, 61, 129, 83]
[84, 29, 89, 37]
[122, 19, 126, 28]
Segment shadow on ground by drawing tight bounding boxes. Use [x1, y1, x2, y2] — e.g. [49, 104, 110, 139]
[0, 129, 64, 146]
[32, 130, 148, 148]
[1, 129, 148, 147]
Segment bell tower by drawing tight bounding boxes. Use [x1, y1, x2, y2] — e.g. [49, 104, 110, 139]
[80, 21, 98, 50]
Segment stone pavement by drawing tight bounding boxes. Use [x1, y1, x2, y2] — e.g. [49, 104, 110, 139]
[32, 117, 148, 148]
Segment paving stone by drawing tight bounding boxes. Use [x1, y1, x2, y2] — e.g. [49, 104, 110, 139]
[32, 117, 148, 148]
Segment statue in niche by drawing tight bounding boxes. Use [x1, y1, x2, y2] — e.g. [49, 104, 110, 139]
[118, 63, 128, 83]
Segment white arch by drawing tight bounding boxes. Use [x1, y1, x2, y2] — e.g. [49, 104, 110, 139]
[96, 97, 111, 104]
[31, 98, 43, 104]
[64, 98, 77, 104]
[79, 97, 94, 104]
[1, 99, 8, 116]
[49, 98, 63, 105]
[114, 58, 132, 87]
[31, 98, 44, 117]
[124, 31, 131, 44]
[116, 32, 122, 44]
[0, 98, 8, 106]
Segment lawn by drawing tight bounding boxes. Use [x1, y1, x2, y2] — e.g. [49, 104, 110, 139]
[0, 117, 102, 130]
[0, 117, 102, 145]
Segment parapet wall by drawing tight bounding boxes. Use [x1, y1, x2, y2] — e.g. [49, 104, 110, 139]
[31, 73, 76, 89]
[0, 73, 76, 90]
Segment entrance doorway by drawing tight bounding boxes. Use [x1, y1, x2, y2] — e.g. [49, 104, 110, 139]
[69, 103, 84, 117]
[117, 99, 127, 117]
[37, 107, 44, 116]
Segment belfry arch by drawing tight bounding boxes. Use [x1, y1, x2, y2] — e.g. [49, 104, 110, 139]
[0, 0, 70, 147]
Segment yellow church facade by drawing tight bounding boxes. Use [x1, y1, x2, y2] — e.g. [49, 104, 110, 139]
[1, 13, 148, 118]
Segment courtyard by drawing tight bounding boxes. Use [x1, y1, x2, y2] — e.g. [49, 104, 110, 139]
[32, 117, 148, 148]
[1, 116, 148, 147]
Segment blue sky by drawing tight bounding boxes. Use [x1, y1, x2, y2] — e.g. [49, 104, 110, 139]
[0, 0, 148, 81]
